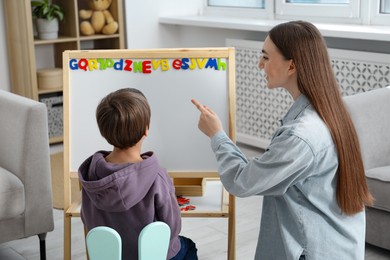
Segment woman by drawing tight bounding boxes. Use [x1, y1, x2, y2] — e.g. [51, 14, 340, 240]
[192, 21, 373, 260]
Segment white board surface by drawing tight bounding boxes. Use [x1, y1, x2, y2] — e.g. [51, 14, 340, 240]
[64, 48, 235, 174]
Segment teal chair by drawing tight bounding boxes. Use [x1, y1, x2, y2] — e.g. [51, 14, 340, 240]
[86, 226, 122, 260]
[138, 221, 171, 260]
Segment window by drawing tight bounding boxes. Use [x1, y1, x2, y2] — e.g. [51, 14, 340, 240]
[380, 0, 390, 13]
[208, 0, 265, 9]
[205, 0, 390, 25]
[370, 0, 390, 25]
[275, 0, 360, 22]
[205, 0, 272, 19]
[287, 0, 349, 3]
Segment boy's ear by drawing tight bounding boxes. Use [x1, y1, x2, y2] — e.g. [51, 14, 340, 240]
[144, 127, 149, 137]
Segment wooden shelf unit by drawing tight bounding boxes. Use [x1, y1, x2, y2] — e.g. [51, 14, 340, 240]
[3, 0, 125, 144]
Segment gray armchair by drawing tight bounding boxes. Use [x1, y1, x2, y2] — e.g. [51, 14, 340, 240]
[344, 86, 390, 250]
[0, 90, 54, 260]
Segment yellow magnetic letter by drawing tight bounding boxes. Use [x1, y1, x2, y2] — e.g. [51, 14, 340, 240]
[88, 59, 98, 71]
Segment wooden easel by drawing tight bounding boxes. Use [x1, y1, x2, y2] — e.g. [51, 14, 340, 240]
[63, 48, 236, 259]
[63, 175, 235, 259]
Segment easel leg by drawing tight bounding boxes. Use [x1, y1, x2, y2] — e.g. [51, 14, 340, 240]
[228, 194, 236, 260]
[64, 213, 71, 260]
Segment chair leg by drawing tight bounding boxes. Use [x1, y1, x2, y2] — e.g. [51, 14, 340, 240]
[38, 233, 47, 260]
[84, 225, 90, 260]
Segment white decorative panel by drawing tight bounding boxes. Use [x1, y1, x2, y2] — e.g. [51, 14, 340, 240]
[330, 48, 390, 96]
[227, 39, 390, 149]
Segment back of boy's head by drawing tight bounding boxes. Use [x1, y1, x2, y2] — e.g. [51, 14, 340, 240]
[96, 88, 151, 149]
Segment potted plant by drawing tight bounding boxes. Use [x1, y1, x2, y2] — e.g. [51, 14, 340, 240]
[31, 0, 64, 40]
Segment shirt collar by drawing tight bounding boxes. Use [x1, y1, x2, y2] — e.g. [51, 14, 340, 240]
[280, 94, 311, 125]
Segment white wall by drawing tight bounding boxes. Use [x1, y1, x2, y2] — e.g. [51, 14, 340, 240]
[1, 1, 389, 93]
[124, 0, 202, 49]
[124, 0, 262, 49]
[0, 2, 10, 91]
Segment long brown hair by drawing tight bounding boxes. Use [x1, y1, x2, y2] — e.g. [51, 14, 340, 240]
[268, 21, 373, 215]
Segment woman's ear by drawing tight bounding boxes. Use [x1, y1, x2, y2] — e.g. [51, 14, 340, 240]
[288, 60, 296, 75]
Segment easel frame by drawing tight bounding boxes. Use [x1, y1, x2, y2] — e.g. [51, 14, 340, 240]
[63, 48, 236, 259]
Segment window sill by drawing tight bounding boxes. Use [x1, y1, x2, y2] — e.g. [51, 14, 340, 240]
[159, 15, 390, 42]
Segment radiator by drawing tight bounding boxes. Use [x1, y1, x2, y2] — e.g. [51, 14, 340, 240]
[227, 39, 390, 149]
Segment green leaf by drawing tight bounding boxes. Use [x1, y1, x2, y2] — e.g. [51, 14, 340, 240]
[30, 0, 64, 22]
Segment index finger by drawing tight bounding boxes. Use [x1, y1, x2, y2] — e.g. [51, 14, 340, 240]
[191, 99, 206, 113]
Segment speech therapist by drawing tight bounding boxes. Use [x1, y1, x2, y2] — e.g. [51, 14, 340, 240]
[191, 20, 372, 260]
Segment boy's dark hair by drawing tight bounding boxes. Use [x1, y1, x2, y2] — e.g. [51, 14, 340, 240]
[96, 88, 151, 149]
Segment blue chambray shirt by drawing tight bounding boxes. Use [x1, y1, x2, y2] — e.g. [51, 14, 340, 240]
[211, 95, 365, 260]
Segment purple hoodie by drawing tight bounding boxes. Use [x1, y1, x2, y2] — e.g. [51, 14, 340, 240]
[78, 151, 181, 259]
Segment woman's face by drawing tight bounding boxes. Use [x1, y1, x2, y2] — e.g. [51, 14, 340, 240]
[258, 36, 296, 91]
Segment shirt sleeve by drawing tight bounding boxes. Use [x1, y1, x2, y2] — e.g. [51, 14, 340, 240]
[211, 131, 315, 197]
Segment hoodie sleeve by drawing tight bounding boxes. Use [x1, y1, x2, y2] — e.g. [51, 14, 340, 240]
[154, 172, 182, 239]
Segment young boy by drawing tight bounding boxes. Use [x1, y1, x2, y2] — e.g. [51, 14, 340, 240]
[79, 88, 198, 259]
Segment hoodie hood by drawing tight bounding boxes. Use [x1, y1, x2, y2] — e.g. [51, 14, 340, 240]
[78, 151, 159, 212]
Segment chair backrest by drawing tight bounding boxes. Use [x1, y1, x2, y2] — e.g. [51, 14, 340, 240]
[344, 86, 390, 169]
[138, 221, 171, 260]
[86, 226, 122, 260]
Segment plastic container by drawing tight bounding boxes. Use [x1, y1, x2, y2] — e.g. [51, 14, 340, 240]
[37, 68, 63, 90]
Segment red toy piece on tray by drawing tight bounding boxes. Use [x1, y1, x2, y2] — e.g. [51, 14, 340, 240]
[180, 205, 196, 211]
[177, 195, 190, 206]
[177, 196, 196, 211]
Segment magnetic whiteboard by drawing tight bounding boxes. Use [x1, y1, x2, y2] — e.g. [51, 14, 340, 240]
[64, 48, 236, 174]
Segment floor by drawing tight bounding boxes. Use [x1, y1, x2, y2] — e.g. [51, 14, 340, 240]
[1, 144, 390, 260]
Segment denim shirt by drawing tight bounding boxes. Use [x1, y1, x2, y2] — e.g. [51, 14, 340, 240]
[211, 95, 365, 260]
